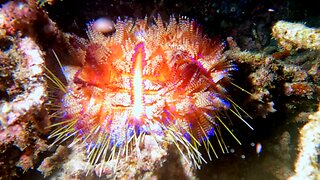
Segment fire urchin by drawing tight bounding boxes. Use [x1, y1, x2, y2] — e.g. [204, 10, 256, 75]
[47, 16, 252, 174]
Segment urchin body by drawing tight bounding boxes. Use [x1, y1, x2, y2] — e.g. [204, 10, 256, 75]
[50, 16, 239, 170]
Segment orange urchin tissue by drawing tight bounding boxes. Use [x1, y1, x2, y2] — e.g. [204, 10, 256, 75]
[48, 16, 251, 175]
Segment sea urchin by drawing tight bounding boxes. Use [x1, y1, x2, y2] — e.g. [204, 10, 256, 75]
[47, 16, 252, 174]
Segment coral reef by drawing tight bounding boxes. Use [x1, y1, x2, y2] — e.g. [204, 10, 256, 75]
[0, 0, 62, 178]
[224, 30, 319, 117]
[37, 145, 69, 177]
[0, 34, 49, 177]
[0, 0, 319, 179]
[196, 22, 319, 179]
[272, 21, 320, 51]
[290, 102, 320, 180]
